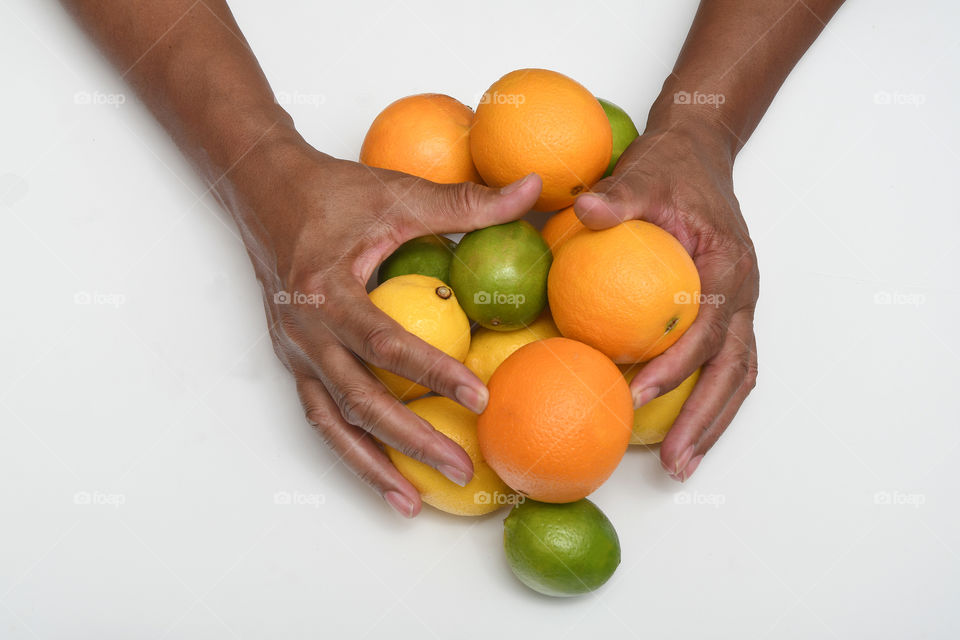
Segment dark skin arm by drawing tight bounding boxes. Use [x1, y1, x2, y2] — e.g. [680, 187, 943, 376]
[60, 0, 843, 516]
[60, 0, 543, 517]
[578, 0, 845, 480]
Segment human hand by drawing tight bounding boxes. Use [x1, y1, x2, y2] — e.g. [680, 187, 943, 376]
[574, 122, 759, 482]
[233, 138, 541, 516]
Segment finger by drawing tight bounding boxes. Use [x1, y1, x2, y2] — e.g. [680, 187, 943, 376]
[400, 173, 543, 235]
[306, 342, 474, 487]
[681, 348, 758, 479]
[320, 280, 488, 414]
[295, 374, 422, 518]
[629, 261, 737, 407]
[572, 169, 670, 230]
[659, 310, 756, 480]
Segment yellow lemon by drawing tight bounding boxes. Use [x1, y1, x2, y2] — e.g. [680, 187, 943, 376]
[621, 365, 701, 445]
[367, 274, 470, 401]
[463, 312, 561, 384]
[386, 397, 514, 516]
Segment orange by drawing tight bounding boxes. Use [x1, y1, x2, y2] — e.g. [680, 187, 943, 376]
[477, 337, 633, 503]
[549, 221, 701, 363]
[540, 206, 586, 253]
[470, 69, 612, 211]
[360, 93, 483, 184]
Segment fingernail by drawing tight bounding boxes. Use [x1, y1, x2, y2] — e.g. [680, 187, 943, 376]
[669, 445, 696, 481]
[499, 173, 532, 195]
[437, 463, 470, 487]
[455, 384, 488, 414]
[384, 490, 416, 518]
[681, 455, 704, 481]
[633, 386, 660, 409]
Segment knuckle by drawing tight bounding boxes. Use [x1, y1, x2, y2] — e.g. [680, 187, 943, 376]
[339, 386, 378, 428]
[303, 407, 326, 428]
[352, 466, 381, 490]
[731, 245, 757, 282]
[303, 406, 338, 449]
[414, 356, 458, 395]
[447, 181, 485, 214]
[721, 352, 751, 382]
[396, 430, 438, 465]
[287, 269, 329, 299]
[602, 178, 638, 205]
[361, 322, 402, 366]
[745, 359, 759, 390]
[397, 440, 429, 464]
[701, 317, 728, 356]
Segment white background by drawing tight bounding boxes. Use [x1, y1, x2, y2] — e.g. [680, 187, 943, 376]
[2, 1, 958, 638]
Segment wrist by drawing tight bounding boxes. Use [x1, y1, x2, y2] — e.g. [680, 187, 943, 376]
[645, 88, 739, 163]
[192, 98, 303, 183]
[214, 121, 331, 279]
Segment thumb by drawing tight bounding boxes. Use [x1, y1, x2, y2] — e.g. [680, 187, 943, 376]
[573, 172, 666, 230]
[409, 173, 542, 235]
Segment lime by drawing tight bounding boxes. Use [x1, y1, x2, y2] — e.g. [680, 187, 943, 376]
[598, 98, 640, 177]
[378, 235, 456, 285]
[503, 498, 620, 597]
[449, 221, 551, 331]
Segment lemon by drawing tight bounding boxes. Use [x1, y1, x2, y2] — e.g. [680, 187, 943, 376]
[503, 498, 621, 597]
[367, 274, 471, 401]
[463, 312, 561, 384]
[385, 397, 514, 516]
[621, 365, 701, 444]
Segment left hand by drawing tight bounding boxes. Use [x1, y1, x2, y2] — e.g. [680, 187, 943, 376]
[574, 122, 760, 482]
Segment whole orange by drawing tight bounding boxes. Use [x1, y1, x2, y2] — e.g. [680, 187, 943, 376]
[360, 93, 483, 184]
[540, 206, 586, 253]
[477, 337, 632, 503]
[549, 221, 701, 363]
[470, 69, 612, 211]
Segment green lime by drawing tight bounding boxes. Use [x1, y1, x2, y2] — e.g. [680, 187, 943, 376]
[503, 498, 620, 597]
[598, 98, 640, 177]
[449, 221, 551, 331]
[378, 235, 456, 285]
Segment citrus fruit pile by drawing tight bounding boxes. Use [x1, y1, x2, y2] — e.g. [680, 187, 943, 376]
[360, 69, 703, 597]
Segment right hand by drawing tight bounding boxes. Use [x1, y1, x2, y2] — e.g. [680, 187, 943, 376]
[232, 136, 541, 517]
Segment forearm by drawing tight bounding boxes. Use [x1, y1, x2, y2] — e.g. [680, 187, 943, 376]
[647, 0, 845, 154]
[59, 0, 300, 189]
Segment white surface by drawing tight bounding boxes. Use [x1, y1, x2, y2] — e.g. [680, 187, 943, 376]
[1, 1, 959, 637]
